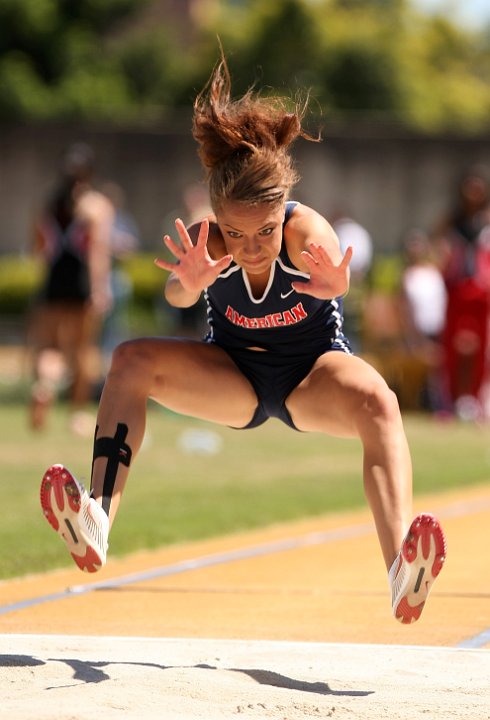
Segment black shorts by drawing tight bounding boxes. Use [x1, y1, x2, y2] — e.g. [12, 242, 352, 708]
[222, 339, 351, 431]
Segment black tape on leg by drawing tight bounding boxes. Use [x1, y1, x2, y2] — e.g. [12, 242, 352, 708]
[92, 423, 132, 515]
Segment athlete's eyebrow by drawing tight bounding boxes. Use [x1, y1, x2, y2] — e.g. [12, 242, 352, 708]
[223, 220, 278, 231]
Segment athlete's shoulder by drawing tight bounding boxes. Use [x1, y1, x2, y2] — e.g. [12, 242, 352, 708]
[285, 201, 327, 227]
[284, 203, 336, 271]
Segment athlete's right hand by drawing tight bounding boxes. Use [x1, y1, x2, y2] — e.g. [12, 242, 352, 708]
[155, 218, 233, 297]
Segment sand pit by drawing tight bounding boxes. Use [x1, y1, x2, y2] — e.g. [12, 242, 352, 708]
[2, 634, 490, 719]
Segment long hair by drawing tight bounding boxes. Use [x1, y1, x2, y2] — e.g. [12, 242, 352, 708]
[192, 54, 318, 211]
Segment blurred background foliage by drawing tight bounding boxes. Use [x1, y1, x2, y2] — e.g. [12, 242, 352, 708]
[0, 0, 489, 131]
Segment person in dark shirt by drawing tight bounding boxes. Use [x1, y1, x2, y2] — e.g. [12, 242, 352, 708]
[29, 143, 113, 433]
[40, 57, 445, 625]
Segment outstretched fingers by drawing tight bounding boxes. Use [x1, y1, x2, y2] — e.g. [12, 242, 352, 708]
[215, 253, 234, 272]
[195, 218, 210, 248]
[154, 232, 184, 271]
[339, 245, 353, 269]
[155, 218, 209, 271]
[163, 233, 184, 259]
[304, 242, 352, 269]
[291, 242, 352, 298]
[174, 217, 195, 251]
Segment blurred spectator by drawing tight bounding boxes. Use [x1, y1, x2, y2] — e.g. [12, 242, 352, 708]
[360, 254, 409, 408]
[27, 142, 114, 434]
[434, 167, 490, 287]
[334, 215, 374, 278]
[182, 181, 213, 226]
[399, 228, 448, 413]
[100, 181, 140, 359]
[433, 168, 490, 420]
[332, 215, 373, 353]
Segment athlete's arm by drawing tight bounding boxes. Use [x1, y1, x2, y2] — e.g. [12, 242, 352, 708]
[155, 218, 233, 308]
[286, 204, 352, 299]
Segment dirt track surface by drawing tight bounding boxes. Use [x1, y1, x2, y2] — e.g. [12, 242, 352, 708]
[1, 484, 490, 718]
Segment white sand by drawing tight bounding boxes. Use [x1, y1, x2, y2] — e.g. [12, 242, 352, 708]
[2, 634, 489, 719]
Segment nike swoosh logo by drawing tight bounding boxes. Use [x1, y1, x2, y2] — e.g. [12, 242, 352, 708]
[280, 289, 295, 299]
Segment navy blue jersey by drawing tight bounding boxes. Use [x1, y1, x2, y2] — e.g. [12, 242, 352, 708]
[204, 202, 349, 357]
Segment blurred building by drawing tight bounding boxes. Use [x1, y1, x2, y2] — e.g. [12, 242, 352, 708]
[2, 123, 490, 257]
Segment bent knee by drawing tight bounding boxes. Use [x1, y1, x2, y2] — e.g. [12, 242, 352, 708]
[109, 339, 156, 377]
[359, 379, 401, 426]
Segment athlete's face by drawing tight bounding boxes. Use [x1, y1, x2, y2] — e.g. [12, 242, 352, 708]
[215, 201, 285, 275]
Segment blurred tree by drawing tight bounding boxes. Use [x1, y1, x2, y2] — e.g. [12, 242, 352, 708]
[332, 0, 405, 10]
[0, 0, 151, 120]
[229, 0, 324, 95]
[0, 0, 489, 132]
[326, 40, 402, 113]
[403, 16, 490, 130]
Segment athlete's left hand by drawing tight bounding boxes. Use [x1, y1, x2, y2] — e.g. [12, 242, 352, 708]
[291, 243, 353, 299]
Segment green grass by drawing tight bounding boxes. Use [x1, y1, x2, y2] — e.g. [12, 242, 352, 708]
[1, 400, 490, 579]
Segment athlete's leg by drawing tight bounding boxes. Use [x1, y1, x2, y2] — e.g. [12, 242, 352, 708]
[91, 337, 258, 526]
[41, 337, 258, 571]
[285, 351, 412, 571]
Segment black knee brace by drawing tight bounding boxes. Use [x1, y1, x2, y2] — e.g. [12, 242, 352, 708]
[92, 423, 132, 515]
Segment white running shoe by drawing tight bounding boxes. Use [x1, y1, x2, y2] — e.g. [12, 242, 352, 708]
[40, 464, 109, 573]
[390, 513, 446, 624]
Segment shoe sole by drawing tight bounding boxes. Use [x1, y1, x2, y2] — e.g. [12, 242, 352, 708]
[40, 464, 104, 573]
[394, 513, 446, 624]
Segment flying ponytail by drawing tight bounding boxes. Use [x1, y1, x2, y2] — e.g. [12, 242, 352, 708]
[192, 53, 318, 210]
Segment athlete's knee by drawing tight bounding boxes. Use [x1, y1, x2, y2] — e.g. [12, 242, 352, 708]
[109, 339, 157, 380]
[358, 377, 401, 427]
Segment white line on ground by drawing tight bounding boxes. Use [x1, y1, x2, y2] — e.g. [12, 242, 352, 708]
[2, 494, 490, 648]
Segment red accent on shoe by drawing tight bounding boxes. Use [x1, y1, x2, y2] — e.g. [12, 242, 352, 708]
[40, 463, 108, 574]
[40, 466, 62, 531]
[52, 471, 66, 512]
[71, 545, 103, 573]
[393, 513, 446, 624]
[401, 513, 446, 578]
[395, 596, 424, 624]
